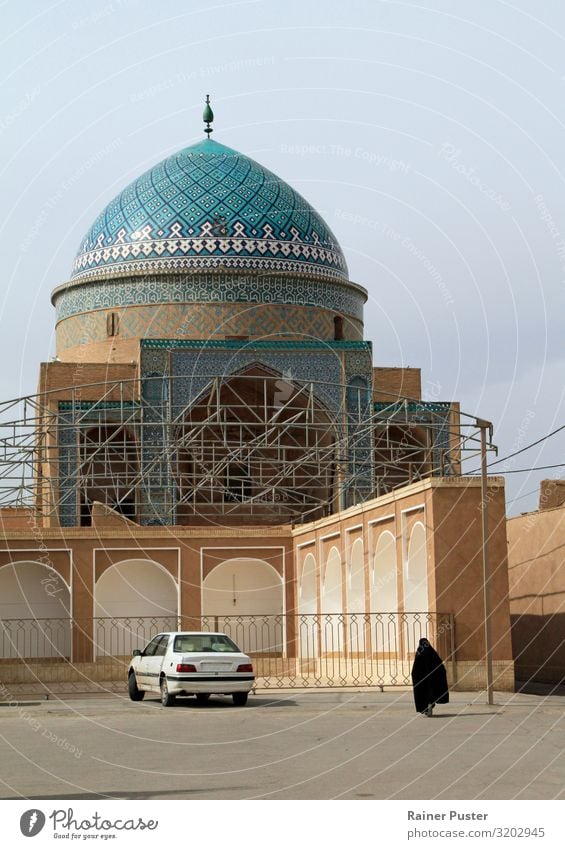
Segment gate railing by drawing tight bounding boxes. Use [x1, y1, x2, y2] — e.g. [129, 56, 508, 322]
[0, 612, 455, 691]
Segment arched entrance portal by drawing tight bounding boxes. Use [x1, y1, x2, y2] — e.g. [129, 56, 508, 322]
[94, 559, 178, 656]
[0, 562, 70, 659]
[173, 366, 337, 526]
[202, 558, 283, 653]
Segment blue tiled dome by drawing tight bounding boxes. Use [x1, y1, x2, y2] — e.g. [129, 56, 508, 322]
[71, 139, 348, 281]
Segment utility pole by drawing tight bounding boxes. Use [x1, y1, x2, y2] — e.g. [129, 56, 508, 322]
[477, 418, 494, 705]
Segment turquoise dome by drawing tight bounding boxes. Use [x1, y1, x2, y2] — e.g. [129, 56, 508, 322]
[71, 138, 348, 282]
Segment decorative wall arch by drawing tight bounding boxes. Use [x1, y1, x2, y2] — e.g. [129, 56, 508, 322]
[347, 538, 365, 652]
[372, 530, 399, 656]
[298, 551, 318, 658]
[94, 558, 178, 619]
[347, 538, 365, 612]
[94, 559, 178, 657]
[321, 546, 342, 614]
[202, 558, 284, 653]
[0, 561, 70, 618]
[321, 545, 343, 654]
[372, 531, 398, 613]
[299, 552, 317, 614]
[404, 522, 428, 613]
[0, 561, 71, 659]
[202, 558, 283, 616]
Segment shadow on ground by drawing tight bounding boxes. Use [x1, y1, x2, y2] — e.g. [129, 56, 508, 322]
[515, 680, 565, 697]
[143, 696, 298, 709]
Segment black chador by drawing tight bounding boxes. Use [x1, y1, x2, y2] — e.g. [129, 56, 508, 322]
[411, 638, 449, 716]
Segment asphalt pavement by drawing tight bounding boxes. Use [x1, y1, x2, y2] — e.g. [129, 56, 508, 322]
[0, 689, 563, 800]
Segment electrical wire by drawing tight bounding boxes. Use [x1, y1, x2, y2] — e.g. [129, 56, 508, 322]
[489, 463, 565, 474]
[485, 423, 565, 468]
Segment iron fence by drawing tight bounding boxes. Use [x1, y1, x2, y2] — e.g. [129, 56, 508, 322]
[0, 612, 454, 694]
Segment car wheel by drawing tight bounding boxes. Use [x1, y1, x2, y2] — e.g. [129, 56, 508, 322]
[128, 672, 144, 701]
[160, 675, 176, 707]
[195, 693, 210, 705]
[232, 692, 248, 706]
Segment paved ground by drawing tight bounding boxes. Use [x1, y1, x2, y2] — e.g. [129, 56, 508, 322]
[0, 689, 563, 800]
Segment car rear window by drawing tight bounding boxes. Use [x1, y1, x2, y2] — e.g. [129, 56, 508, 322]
[173, 634, 240, 653]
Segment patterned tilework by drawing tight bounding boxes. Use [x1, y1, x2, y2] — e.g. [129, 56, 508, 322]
[344, 347, 374, 376]
[58, 412, 78, 527]
[53, 273, 366, 322]
[168, 349, 343, 420]
[55, 302, 364, 354]
[139, 349, 174, 524]
[138, 340, 372, 421]
[346, 376, 374, 504]
[344, 345, 375, 502]
[71, 139, 348, 282]
[142, 339, 370, 350]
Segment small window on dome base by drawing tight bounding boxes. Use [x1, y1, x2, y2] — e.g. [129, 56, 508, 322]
[334, 316, 344, 341]
[107, 312, 119, 337]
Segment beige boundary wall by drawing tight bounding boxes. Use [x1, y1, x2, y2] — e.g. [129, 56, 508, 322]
[507, 505, 565, 686]
[0, 477, 514, 691]
[292, 476, 514, 692]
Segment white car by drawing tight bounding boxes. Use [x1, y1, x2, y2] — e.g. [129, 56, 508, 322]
[127, 631, 255, 706]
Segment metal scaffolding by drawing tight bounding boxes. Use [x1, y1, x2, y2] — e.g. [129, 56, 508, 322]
[0, 374, 496, 527]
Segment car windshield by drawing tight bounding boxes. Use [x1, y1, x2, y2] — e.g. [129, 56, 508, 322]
[173, 634, 240, 653]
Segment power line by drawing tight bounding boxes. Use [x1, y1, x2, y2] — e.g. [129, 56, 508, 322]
[466, 422, 565, 475]
[493, 463, 565, 474]
[506, 486, 541, 505]
[486, 423, 565, 468]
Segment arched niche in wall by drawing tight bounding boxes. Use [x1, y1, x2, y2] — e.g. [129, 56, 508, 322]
[321, 546, 342, 614]
[299, 553, 317, 615]
[371, 530, 398, 655]
[298, 552, 318, 658]
[321, 545, 343, 655]
[347, 538, 365, 652]
[94, 559, 178, 657]
[371, 531, 398, 612]
[347, 538, 365, 612]
[404, 521, 429, 655]
[404, 522, 428, 611]
[0, 561, 70, 659]
[202, 558, 283, 654]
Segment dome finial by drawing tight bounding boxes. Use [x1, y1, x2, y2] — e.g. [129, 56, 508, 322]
[203, 95, 214, 137]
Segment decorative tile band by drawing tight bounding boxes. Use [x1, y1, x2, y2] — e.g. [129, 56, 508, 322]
[71, 231, 347, 282]
[55, 302, 364, 354]
[58, 400, 138, 411]
[53, 272, 366, 322]
[142, 339, 372, 351]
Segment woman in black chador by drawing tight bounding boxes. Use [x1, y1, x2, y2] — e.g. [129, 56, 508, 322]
[411, 638, 449, 716]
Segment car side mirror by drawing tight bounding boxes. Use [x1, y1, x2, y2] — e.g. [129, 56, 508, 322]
[132, 649, 142, 657]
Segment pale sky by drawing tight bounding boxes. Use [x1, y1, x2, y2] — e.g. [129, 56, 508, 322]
[1, 0, 565, 515]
